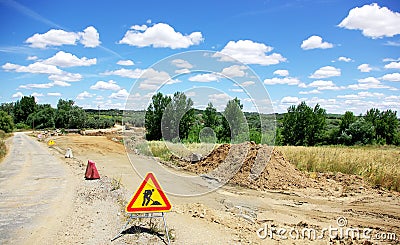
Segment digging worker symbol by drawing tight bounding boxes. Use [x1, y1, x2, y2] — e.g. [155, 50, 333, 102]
[142, 189, 162, 206]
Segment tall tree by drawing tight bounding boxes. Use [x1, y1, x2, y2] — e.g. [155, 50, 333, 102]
[145, 92, 171, 140]
[220, 97, 248, 143]
[339, 111, 356, 133]
[13, 96, 37, 124]
[162, 92, 194, 141]
[203, 102, 218, 129]
[365, 108, 399, 144]
[54, 99, 86, 129]
[26, 104, 56, 129]
[341, 118, 375, 145]
[281, 102, 326, 146]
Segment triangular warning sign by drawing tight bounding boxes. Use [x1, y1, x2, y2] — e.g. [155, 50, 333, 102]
[126, 172, 172, 213]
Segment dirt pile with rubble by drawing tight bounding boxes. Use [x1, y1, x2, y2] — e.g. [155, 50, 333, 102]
[183, 142, 315, 190]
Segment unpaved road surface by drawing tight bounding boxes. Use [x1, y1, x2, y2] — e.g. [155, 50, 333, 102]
[0, 132, 72, 244]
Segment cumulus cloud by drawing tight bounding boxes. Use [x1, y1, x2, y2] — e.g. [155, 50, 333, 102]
[12, 92, 24, 98]
[19, 82, 54, 89]
[117, 60, 134, 66]
[337, 56, 353, 62]
[384, 62, 400, 69]
[309, 66, 341, 79]
[79, 26, 101, 47]
[281, 96, 299, 104]
[171, 59, 193, 69]
[221, 65, 247, 78]
[348, 76, 391, 90]
[273, 69, 289, 76]
[382, 72, 400, 82]
[301, 35, 333, 50]
[90, 80, 121, 91]
[43, 51, 96, 67]
[76, 91, 94, 100]
[188, 73, 219, 82]
[338, 3, 400, 39]
[25, 26, 101, 48]
[214, 40, 286, 66]
[264, 77, 301, 86]
[299, 89, 321, 95]
[27, 56, 38, 61]
[3, 62, 63, 74]
[48, 73, 82, 82]
[337, 91, 384, 99]
[357, 63, 372, 72]
[119, 23, 203, 49]
[241, 81, 255, 87]
[307, 80, 343, 90]
[138, 69, 177, 90]
[109, 89, 129, 100]
[101, 68, 144, 78]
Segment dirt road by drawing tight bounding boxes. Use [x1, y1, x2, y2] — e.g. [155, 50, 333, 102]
[0, 132, 73, 244]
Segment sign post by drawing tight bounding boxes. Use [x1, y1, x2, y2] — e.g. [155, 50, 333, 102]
[112, 172, 172, 244]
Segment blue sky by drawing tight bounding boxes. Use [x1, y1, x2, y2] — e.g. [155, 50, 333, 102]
[0, 0, 399, 114]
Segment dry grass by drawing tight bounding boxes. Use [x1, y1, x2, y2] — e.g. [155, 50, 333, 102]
[277, 145, 400, 191]
[136, 141, 218, 161]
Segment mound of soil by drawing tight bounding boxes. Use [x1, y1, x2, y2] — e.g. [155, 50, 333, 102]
[183, 142, 315, 190]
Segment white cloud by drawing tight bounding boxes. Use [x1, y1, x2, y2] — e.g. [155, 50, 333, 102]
[214, 40, 286, 66]
[19, 82, 54, 89]
[229, 88, 244, 93]
[25, 26, 100, 48]
[47, 92, 61, 96]
[357, 63, 372, 72]
[301, 35, 333, 50]
[281, 96, 299, 104]
[53, 81, 71, 87]
[138, 69, 176, 90]
[385, 40, 400, 47]
[299, 89, 321, 95]
[25, 29, 79, 48]
[188, 73, 219, 82]
[309, 66, 341, 79]
[119, 23, 203, 49]
[43, 51, 96, 67]
[31, 92, 43, 97]
[337, 91, 384, 99]
[348, 76, 390, 90]
[131, 24, 148, 31]
[117, 60, 134, 66]
[307, 80, 343, 90]
[79, 26, 101, 48]
[382, 72, 400, 82]
[171, 59, 193, 69]
[264, 77, 301, 85]
[76, 91, 94, 100]
[383, 57, 400, 62]
[101, 68, 144, 79]
[221, 65, 247, 78]
[208, 93, 232, 110]
[338, 3, 400, 39]
[3, 62, 62, 74]
[48, 73, 82, 82]
[12, 92, 24, 98]
[384, 62, 400, 69]
[273, 69, 289, 76]
[90, 80, 121, 91]
[27, 56, 38, 61]
[109, 89, 129, 100]
[337, 56, 353, 62]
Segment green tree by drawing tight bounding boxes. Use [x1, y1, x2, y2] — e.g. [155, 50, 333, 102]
[220, 97, 248, 143]
[26, 104, 56, 129]
[145, 92, 171, 140]
[281, 102, 326, 146]
[55, 99, 86, 129]
[162, 92, 195, 141]
[13, 96, 37, 124]
[339, 111, 356, 133]
[203, 102, 218, 129]
[341, 118, 375, 145]
[365, 108, 399, 144]
[0, 110, 14, 133]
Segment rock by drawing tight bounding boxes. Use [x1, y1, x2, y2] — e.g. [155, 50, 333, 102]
[190, 153, 202, 163]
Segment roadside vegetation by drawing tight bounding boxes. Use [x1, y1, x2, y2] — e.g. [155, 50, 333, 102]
[0, 130, 11, 161]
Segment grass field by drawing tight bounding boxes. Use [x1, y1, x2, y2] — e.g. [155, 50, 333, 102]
[277, 145, 400, 191]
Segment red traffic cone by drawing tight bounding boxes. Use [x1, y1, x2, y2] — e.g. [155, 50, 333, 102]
[85, 160, 100, 179]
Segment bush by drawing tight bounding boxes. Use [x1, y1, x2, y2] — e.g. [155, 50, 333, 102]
[0, 110, 14, 133]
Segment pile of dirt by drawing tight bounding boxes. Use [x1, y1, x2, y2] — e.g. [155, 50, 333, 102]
[184, 142, 315, 190]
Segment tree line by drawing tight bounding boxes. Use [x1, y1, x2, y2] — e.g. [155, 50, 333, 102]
[0, 96, 120, 132]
